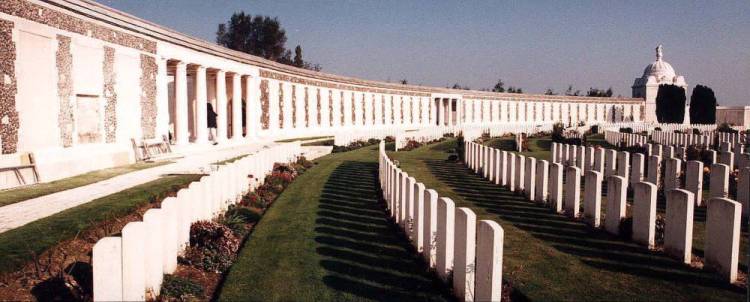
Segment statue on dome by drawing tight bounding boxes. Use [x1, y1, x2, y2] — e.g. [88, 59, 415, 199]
[656, 44, 663, 61]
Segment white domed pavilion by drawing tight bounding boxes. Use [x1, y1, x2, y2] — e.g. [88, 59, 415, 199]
[632, 45, 688, 123]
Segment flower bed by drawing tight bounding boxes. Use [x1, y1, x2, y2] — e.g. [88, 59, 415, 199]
[159, 157, 314, 301]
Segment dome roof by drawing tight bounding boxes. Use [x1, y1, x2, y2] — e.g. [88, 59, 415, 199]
[642, 45, 677, 82]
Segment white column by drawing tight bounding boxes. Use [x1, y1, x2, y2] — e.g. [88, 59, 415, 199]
[195, 66, 208, 143]
[174, 62, 189, 144]
[244, 75, 259, 139]
[231, 73, 242, 140]
[215, 70, 228, 142]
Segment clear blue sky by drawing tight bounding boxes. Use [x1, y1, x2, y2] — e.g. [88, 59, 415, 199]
[97, 0, 749, 105]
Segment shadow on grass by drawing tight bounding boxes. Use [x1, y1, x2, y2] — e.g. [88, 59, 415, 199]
[315, 161, 454, 301]
[424, 159, 743, 295]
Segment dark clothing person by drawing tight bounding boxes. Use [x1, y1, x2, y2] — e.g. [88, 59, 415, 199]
[207, 103, 218, 128]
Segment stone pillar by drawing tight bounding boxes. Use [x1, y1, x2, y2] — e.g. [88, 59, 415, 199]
[436, 197, 455, 281]
[194, 66, 208, 143]
[664, 189, 694, 264]
[705, 197, 742, 282]
[685, 161, 704, 206]
[475, 220, 504, 302]
[564, 166, 581, 217]
[231, 73, 242, 140]
[646, 155, 661, 188]
[215, 70, 228, 142]
[524, 157, 536, 200]
[584, 170, 603, 227]
[535, 160, 549, 203]
[550, 163, 564, 213]
[423, 189, 438, 268]
[709, 164, 730, 199]
[174, 62, 189, 144]
[633, 182, 657, 248]
[453, 207, 477, 301]
[605, 175, 627, 235]
[664, 158, 682, 192]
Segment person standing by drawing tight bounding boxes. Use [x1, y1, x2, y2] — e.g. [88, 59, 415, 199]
[207, 103, 218, 145]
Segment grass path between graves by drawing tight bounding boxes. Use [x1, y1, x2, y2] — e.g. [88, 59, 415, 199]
[0, 161, 170, 207]
[217, 145, 452, 302]
[389, 138, 745, 301]
[0, 174, 203, 274]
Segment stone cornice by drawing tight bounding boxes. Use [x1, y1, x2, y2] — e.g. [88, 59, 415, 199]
[38, 0, 642, 104]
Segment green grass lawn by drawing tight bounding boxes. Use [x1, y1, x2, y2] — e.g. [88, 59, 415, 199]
[484, 135, 552, 161]
[0, 161, 170, 207]
[218, 146, 452, 302]
[389, 139, 745, 301]
[0, 174, 202, 274]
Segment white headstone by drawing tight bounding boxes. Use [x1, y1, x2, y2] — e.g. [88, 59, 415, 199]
[436, 197, 456, 281]
[584, 170, 603, 227]
[453, 207, 477, 301]
[633, 182, 657, 248]
[475, 220, 504, 302]
[705, 197, 742, 282]
[664, 189, 694, 264]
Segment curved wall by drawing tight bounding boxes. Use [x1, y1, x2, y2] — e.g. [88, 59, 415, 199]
[0, 0, 643, 157]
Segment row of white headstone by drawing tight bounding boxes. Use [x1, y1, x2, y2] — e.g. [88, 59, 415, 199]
[651, 130, 746, 148]
[604, 130, 648, 147]
[378, 142, 504, 302]
[91, 142, 302, 301]
[465, 142, 750, 282]
[553, 141, 749, 210]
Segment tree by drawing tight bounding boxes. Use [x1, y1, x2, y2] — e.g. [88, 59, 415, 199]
[293, 45, 304, 68]
[689, 85, 717, 124]
[564, 85, 580, 96]
[451, 83, 470, 90]
[507, 86, 522, 93]
[492, 79, 505, 93]
[217, 12, 321, 71]
[586, 87, 613, 97]
[217, 12, 287, 61]
[399, 79, 408, 85]
[655, 84, 686, 123]
[544, 88, 557, 95]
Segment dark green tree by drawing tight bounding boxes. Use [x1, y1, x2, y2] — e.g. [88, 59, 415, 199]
[587, 87, 614, 97]
[565, 85, 580, 96]
[292, 45, 304, 68]
[689, 85, 717, 124]
[492, 79, 505, 92]
[216, 12, 287, 61]
[655, 84, 686, 123]
[544, 88, 557, 95]
[217, 12, 321, 71]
